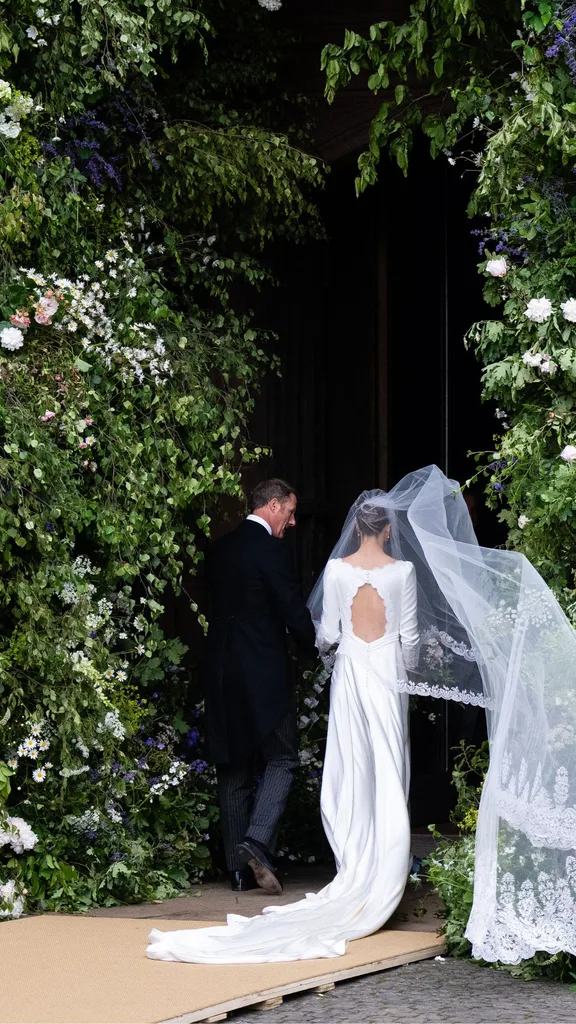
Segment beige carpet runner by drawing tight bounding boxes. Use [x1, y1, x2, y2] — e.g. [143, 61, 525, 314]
[1, 915, 444, 1024]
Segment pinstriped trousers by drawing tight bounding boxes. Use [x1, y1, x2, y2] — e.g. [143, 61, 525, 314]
[216, 709, 299, 871]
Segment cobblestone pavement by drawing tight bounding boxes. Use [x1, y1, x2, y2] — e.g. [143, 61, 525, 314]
[228, 958, 576, 1024]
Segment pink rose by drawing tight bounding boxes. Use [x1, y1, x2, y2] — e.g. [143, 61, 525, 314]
[486, 258, 507, 278]
[34, 295, 59, 326]
[40, 410, 55, 422]
[10, 310, 30, 328]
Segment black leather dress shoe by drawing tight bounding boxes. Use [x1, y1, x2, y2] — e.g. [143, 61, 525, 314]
[229, 868, 259, 891]
[236, 838, 283, 895]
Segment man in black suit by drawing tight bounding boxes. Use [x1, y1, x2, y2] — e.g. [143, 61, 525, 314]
[203, 479, 317, 893]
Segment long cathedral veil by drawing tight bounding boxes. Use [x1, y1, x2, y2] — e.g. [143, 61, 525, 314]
[308, 465, 576, 963]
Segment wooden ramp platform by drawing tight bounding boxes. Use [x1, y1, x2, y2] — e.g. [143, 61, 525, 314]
[1, 916, 445, 1024]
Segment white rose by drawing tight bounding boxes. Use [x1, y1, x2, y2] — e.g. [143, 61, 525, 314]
[522, 351, 543, 368]
[486, 258, 507, 278]
[0, 80, 11, 103]
[524, 297, 553, 323]
[560, 445, 576, 463]
[517, 515, 531, 530]
[0, 326, 24, 351]
[561, 298, 576, 323]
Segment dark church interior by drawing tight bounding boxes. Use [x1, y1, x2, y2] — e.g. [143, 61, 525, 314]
[188, 0, 503, 825]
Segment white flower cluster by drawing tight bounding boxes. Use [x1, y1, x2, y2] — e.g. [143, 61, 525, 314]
[98, 598, 113, 618]
[72, 555, 96, 578]
[524, 297, 553, 323]
[521, 351, 556, 374]
[0, 879, 24, 919]
[74, 737, 90, 759]
[11, 721, 51, 772]
[107, 804, 123, 824]
[14, 255, 172, 385]
[68, 808, 102, 834]
[59, 582, 78, 605]
[0, 815, 38, 854]
[149, 760, 188, 797]
[523, 295, 576, 324]
[59, 764, 90, 778]
[0, 80, 33, 140]
[258, 0, 282, 8]
[99, 709, 126, 740]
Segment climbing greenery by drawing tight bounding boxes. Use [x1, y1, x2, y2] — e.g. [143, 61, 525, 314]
[0, 0, 323, 916]
[322, 0, 576, 978]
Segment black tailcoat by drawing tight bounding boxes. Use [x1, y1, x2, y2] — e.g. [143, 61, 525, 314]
[202, 520, 316, 763]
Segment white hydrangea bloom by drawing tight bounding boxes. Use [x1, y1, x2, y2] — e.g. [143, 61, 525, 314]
[524, 297, 553, 323]
[0, 115, 20, 138]
[0, 326, 24, 351]
[0, 816, 38, 854]
[517, 515, 531, 530]
[561, 297, 576, 323]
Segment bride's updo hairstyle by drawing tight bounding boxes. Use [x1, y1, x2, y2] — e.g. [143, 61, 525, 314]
[355, 502, 390, 539]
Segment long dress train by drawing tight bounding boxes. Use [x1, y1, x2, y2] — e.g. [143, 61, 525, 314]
[147, 559, 417, 964]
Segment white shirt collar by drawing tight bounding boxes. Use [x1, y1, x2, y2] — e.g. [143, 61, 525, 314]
[246, 513, 272, 536]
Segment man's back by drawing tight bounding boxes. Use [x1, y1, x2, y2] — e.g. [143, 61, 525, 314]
[203, 518, 315, 763]
[209, 519, 283, 628]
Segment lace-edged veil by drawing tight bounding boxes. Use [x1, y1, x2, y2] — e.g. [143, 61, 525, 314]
[308, 466, 485, 705]
[309, 465, 576, 965]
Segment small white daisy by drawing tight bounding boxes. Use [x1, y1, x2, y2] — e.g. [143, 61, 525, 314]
[32, 767, 46, 783]
[116, 670, 127, 681]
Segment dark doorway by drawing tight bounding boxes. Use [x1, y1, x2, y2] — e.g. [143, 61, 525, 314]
[252, 139, 496, 821]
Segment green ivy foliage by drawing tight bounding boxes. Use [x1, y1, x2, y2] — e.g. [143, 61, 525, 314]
[0, 0, 324, 915]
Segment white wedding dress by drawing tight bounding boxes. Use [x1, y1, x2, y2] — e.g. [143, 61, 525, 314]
[147, 557, 418, 964]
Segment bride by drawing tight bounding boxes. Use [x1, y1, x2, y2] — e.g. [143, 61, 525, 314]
[148, 466, 576, 967]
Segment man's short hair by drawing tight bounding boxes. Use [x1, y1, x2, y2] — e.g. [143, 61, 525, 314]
[251, 478, 296, 511]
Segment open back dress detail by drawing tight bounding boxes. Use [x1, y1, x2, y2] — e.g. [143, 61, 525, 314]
[146, 557, 418, 964]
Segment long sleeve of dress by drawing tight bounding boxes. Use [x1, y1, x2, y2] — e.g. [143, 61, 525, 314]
[316, 560, 341, 654]
[400, 563, 420, 670]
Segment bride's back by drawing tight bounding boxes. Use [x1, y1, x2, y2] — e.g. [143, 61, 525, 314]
[341, 553, 397, 643]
